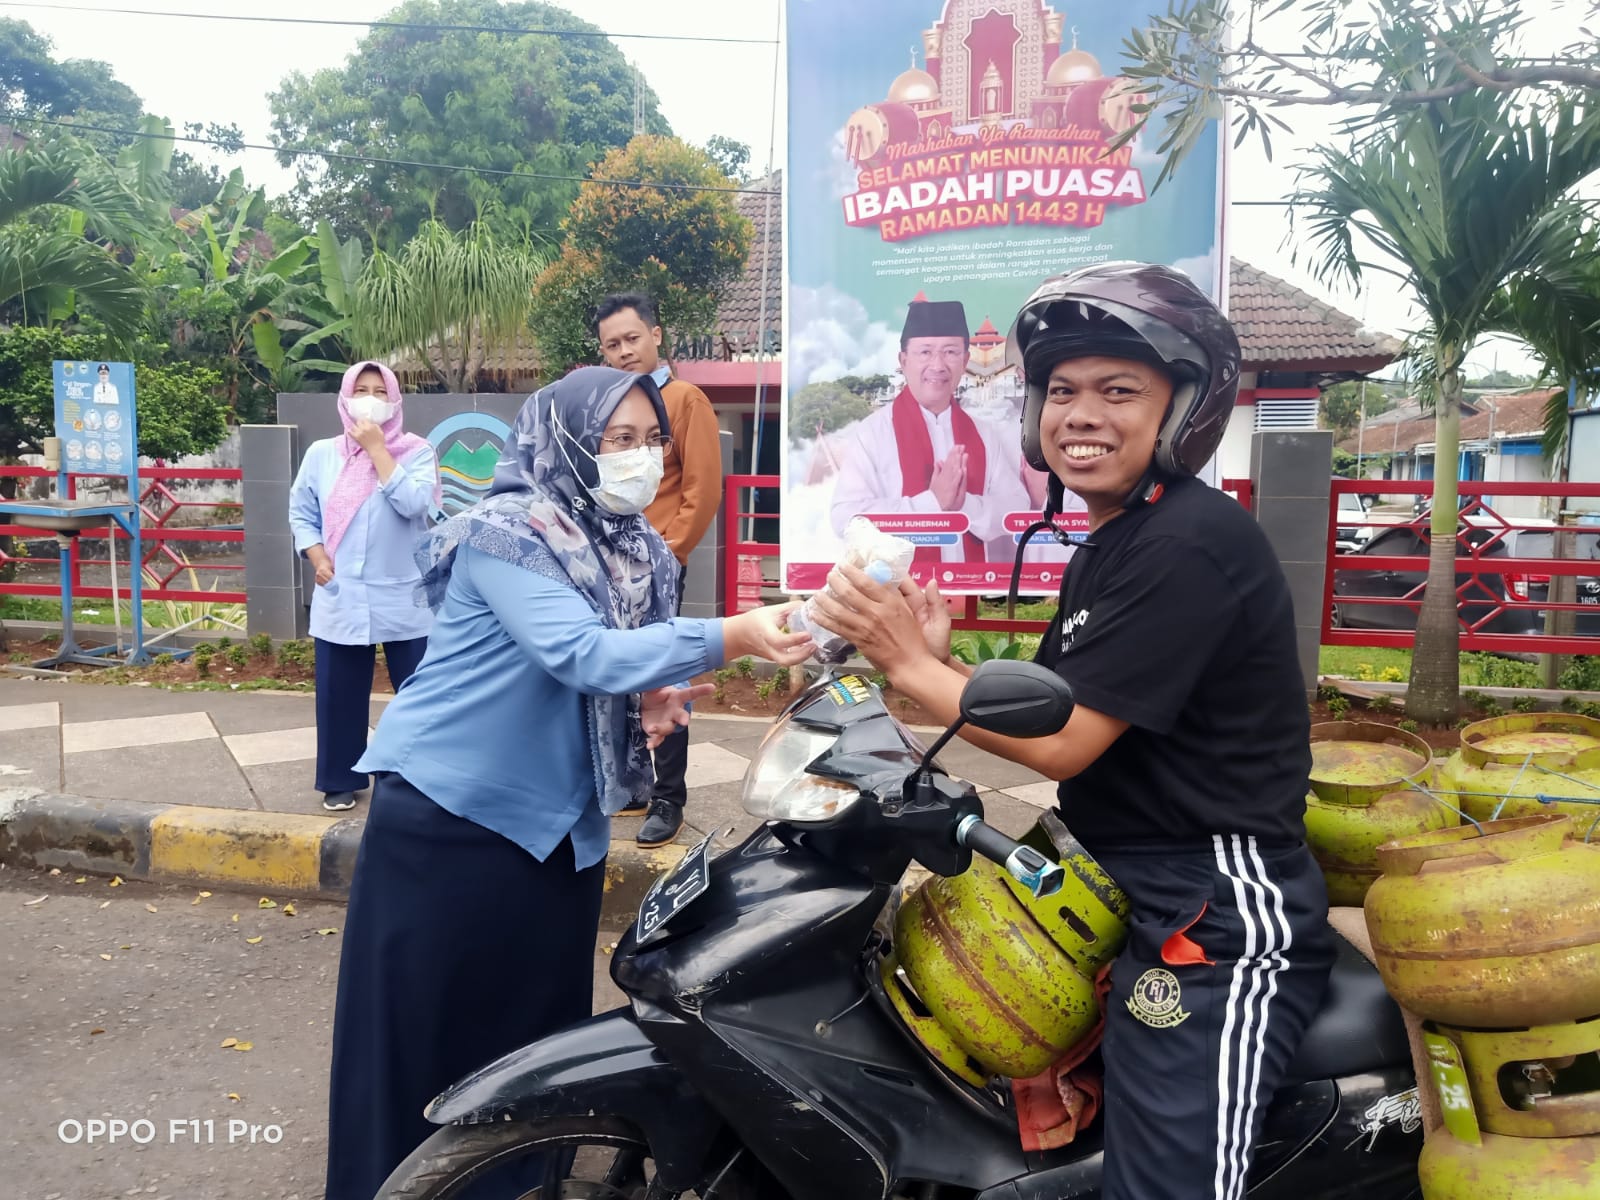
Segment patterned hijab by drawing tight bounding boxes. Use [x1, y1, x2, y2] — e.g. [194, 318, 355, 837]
[416, 366, 680, 814]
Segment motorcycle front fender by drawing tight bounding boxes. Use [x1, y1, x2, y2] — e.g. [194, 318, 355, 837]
[424, 1006, 724, 1192]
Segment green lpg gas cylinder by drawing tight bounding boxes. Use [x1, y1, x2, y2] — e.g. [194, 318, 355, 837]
[1003, 810, 1130, 973]
[1309, 721, 1432, 805]
[1418, 1129, 1600, 1199]
[887, 817, 1127, 1082]
[1430, 1016, 1600, 1139]
[1304, 786, 1458, 906]
[1438, 714, 1600, 824]
[1363, 814, 1600, 1027]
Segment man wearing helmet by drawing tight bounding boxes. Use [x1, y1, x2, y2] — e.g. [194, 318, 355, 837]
[812, 262, 1333, 1200]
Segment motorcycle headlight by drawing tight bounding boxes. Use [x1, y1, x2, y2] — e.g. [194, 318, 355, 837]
[741, 717, 861, 823]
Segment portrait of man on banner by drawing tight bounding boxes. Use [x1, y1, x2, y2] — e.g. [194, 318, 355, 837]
[828, 298, 1033, 565]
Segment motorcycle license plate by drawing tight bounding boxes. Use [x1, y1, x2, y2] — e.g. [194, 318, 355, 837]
[636, 831, 715, 943]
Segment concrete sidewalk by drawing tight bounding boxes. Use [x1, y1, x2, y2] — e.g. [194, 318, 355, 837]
[0, 677, 1057, 923]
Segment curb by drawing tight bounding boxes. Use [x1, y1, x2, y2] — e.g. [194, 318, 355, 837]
[0, 788, 683, 926]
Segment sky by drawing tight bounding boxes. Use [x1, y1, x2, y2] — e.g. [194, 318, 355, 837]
[8, 0, 1592, 382]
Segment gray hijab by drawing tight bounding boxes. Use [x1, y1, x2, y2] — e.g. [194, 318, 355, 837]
[415, 366, 681, 813]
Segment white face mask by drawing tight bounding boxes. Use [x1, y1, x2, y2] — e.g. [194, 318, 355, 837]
[591, 445, 665, 515]
[551, 403, 666, 516]
[347, 395, 397, 424]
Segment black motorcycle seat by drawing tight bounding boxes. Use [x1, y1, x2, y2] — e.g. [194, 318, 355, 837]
[1282, 934, 1411, 1085]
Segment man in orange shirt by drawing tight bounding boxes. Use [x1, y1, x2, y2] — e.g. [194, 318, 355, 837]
[596, 293, 725, 847]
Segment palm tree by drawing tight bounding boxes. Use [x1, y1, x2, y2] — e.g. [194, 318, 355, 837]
[0, 141, 149, 338]
[353, 220, 549, 392]
[1480, 245, 1600, 462]
[1297, 90, 1600, 723]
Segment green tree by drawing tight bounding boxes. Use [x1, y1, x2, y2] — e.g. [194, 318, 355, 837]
[268, 0, 670, 246]
[1296, 93, 1600, 722]
[1118, 0, 1600, 185]
[168, 122, 248, 213]
[703, 135, 753, 184]
[1480, 250, 1600, 460]
[787, 380, 875, 444]
[0, 138, 149, 338]
[1466, 368, 1536, 391]
[145, 182, 322, 420]
[0, 325, 228, 461]
[837, 374, 894, 400]
[0, 18, 143, 126]
[353, 219, 548, 392]
[249, 218, 367, 393]
[529, 136, 753, 376]
[132, 360, 229, 460]
[1320, 379, 1393, 440]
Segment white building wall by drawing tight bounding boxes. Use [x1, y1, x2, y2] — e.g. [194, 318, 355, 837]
[1216, 402, 1257, 482]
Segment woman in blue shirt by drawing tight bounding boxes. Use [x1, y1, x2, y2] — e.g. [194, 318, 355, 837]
[322, 366, 812, 1200]
[288, 361, 440, 812]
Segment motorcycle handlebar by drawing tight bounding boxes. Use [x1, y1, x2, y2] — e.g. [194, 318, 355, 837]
[954, 815, 1065, 899]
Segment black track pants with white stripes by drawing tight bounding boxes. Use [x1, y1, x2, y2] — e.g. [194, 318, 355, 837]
[1092, 837, 1335, 1200]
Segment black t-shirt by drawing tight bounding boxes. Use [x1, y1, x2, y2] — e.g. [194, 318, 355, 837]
[1035, 476, 1310, 851]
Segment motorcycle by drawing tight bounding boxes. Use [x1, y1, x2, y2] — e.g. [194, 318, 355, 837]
[380, 661, 1423, 1199]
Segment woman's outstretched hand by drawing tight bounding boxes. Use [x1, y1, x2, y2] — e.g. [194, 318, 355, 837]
[724, 601, 814, 666]
[641, 684, 716, 749]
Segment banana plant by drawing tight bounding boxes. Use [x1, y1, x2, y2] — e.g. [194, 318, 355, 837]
[250, 218, 366, 390]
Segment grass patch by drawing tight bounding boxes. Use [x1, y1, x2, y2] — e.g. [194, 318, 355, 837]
[1318, 645, 1414, 680]
[1320, 645, 1554, 689]
[974, 599, 1057, 622]
[0, 592, 243, 632]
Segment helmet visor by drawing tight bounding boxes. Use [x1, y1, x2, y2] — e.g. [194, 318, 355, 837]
[1017, 299, 1209, 385]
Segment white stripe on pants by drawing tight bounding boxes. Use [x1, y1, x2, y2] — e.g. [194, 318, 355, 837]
[1212, 834, 1294, 1200]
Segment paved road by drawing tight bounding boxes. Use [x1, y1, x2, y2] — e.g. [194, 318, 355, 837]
[2, 866, 624, 1200]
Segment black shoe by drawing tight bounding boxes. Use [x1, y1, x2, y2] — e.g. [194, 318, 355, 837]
[635, 799, 683, 848]
[618, 797, 649, 815]
[322, 791, 360, 812]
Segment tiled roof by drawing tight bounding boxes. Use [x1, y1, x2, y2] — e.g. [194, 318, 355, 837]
[1228, 259, 1404, 372]
[1337, 411, 1438, 457]
[712, 170, 782, 356]
[1460, 390, 1561, 442]
[1336, 389, 1559, 454]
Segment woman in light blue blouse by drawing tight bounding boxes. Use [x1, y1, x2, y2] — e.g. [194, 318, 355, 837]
[288, 361, 440, 812]
[322, 366, 812, 1200]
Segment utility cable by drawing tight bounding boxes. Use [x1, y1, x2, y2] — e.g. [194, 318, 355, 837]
[19, 116, 782, 197]
[0, 1, 778, 44]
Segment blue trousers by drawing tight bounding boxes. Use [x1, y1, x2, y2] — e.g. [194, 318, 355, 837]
[1093, 839, 1334, 1200]
[324, 773, 606, 1200]
[314, 637, 427, 795]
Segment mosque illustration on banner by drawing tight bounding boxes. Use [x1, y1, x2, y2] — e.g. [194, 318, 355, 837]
[843, 1, 1145, 166]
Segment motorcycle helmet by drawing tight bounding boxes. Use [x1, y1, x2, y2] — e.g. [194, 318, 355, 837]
[1006, 261, 1241, 509]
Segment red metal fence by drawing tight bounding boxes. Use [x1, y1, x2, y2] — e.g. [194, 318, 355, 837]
[1324, 479, 1600, 655]
[0, 467, 244, 604]
[724, 473, 1255, 632]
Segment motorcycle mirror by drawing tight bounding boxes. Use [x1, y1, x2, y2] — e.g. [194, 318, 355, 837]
[913, 661, 1075, 784]
[958, 660, 1075, 738]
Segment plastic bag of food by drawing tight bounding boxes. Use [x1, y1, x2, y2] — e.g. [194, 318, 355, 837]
[790, 517, 918, 664]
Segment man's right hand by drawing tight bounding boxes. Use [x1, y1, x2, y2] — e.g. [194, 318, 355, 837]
[931, 448, 967, 511]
